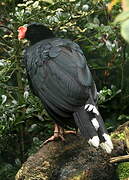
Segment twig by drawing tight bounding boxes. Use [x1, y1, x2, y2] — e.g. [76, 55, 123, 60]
[0, 25, 14, 33]
[0, 36, 12, 48]
[110, 155, 129, 163]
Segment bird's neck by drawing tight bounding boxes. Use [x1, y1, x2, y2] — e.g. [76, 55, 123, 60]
[29, 32, 55, 45]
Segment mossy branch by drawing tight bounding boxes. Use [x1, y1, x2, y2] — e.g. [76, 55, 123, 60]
[110, 155, 129, 163]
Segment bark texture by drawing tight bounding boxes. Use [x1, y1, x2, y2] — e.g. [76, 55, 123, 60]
[15, 134, 124, 180]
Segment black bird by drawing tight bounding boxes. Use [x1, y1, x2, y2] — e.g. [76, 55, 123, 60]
[18, 23, 113, 153]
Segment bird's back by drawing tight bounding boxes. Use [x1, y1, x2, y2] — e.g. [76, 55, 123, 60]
[25, 38, 94, 105]
[24, 38, 96, 128]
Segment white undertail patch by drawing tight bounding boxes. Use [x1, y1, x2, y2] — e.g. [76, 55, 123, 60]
[100, 133, 113, 154]
[103, 133, 113, 150]
[91, 118, 99, 131]
[85, 104, 99, 115]
[100, 142, 112, 154]
[88, 136, 100, 148]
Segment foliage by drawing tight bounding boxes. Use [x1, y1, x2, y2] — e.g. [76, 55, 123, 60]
[109, 0, 129, 43]
[0, 0, 129, 179]
[111, 131, 125, 140]
[0, 162, 18, 180]
[116, 162, 129, 179]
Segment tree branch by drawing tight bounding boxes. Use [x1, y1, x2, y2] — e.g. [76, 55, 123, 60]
[110, 155, 129, 163]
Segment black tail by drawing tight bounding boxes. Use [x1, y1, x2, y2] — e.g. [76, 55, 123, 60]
[73, 104, 113, 153]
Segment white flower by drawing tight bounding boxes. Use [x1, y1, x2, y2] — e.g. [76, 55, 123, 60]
[0, 59, 7, 66]
[105, 40, 113, 51]
[82, 4, 89, 11]
[33, 1, 39, 8]
[12, 100, 18, 105]
[1, 95, 7, 105]
[24, 91, 29, 99]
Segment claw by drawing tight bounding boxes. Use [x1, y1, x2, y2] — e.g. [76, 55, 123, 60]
[43, 134, 65, 145]
[43, 135, 58, 145]
[43, 124, 76, 145]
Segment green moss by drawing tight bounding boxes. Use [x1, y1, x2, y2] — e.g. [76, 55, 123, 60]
[111, 132, 125, 140]
[116, 162, 129, 180]
[67, 171, 89, 180]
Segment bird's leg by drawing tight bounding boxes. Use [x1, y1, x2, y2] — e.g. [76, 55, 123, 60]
[43, 124, 77, 145]
[60, 127, 77, 135]
[43, 124, 65, 144]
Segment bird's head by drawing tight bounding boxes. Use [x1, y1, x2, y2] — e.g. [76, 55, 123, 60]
[18, 23, 54, 45]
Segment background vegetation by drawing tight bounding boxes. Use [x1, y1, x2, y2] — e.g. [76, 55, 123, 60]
[0, 0, 129, 179]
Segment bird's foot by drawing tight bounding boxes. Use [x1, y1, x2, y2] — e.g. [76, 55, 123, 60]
[43, 124, 76, 145]
[43, 131, 65, 145]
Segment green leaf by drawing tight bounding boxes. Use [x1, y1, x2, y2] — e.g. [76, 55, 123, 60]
[121, 19, 129, 43]
[41, 0, 54, 3]
[118, 114, 129, 120]
[114, 10, 129, 24]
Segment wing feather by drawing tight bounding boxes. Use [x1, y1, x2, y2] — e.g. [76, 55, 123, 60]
[25, 38, 94, 116]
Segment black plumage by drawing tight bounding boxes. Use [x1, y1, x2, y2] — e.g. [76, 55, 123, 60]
[19, 23, 113, 153]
